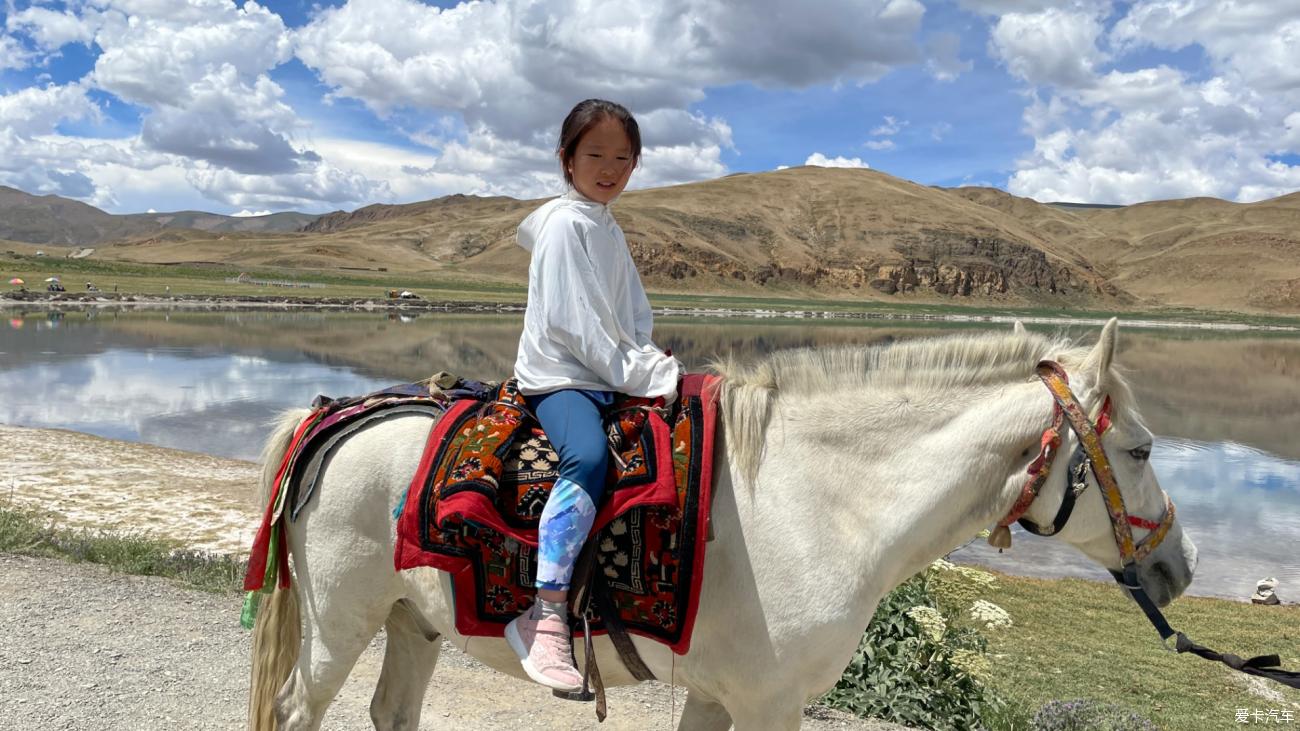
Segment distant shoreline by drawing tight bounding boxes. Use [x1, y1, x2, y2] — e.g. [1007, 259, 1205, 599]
[3, 290, 1298, 332]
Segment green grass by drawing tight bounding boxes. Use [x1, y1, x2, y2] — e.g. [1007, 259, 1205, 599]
[983, 571, 1300, 730]
[0, 252, 528, 302]
[0, 506, 245, 594]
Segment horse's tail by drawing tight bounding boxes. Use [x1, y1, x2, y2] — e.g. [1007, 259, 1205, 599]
[256, 408, 312, 507]
[248, 408, 311, 730]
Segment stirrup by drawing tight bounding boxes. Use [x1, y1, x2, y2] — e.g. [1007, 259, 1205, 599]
[552, 612, 596, 702]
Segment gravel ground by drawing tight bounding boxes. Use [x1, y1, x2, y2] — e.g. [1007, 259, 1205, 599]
[0, 553, 913, 730]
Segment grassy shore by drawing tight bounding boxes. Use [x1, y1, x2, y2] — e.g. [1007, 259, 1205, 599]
[0, 506, 244, 594]
[5, 251, 1300, 329]
[983, 571, 1300, 729]
[2, 503, 1294, 729]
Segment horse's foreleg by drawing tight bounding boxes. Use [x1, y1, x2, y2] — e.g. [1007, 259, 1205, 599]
[369, 600, 442, 731]
[677, 693, 732, 731]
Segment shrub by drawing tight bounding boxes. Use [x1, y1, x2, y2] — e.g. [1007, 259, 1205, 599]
[821, 567, 1013, 730]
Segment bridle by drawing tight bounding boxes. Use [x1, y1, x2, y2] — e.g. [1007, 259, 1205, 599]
[988, 359, 1300, 690]
[990, 360, 1175, 564]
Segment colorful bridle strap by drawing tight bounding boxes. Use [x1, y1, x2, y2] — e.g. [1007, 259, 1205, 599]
[1033, 361, 1175, 564]
[994, 361, 1174, 563]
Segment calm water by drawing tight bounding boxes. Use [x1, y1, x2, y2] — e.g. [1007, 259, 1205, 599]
[3, 307, 1298, 601]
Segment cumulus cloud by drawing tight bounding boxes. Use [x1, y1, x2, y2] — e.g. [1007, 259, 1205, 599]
[5, 6, 94, 51]
[232, 209, 272, 217]
[0, 83, 100, 136]
[293, 0, 924, 198]
[139, 68, 318, 175]
[186, 164, 389, 210]
[805, 153, 870, 168]
[0, 0, 388, 211]
[988, 8, 1108, 88]
[979, 0, 1300, 203]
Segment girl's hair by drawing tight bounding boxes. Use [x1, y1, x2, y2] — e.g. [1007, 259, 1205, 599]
[557, 99, 641, 186]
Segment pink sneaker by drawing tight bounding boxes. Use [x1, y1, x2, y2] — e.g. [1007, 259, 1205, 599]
[505, 607, 583, 692]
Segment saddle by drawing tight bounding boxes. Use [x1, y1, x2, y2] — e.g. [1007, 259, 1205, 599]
[394, 373, 722, 658]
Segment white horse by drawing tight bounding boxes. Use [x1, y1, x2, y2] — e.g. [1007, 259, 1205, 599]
[246, 319, 1197, 730]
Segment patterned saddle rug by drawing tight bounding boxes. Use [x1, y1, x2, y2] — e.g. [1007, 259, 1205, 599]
[394, 374, 721, 654]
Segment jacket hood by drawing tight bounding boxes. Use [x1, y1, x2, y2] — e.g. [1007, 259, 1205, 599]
[516, 189, 615, 253]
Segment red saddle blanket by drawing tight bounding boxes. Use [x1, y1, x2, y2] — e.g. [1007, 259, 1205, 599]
[394, 374, 721, 654]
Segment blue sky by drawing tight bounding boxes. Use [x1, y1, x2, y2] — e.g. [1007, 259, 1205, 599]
[1, 0, 1298, 214]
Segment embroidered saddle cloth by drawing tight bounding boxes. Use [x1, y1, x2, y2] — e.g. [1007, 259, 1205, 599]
[394, 374, 721, 654]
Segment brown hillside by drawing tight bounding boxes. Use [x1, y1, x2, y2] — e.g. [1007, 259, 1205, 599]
[102, 167, 1128, 307]
[66, 167, 1300, 314]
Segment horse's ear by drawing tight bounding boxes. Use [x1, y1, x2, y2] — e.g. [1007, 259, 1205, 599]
[1082, 317, 1119, 388]
[1013, 320, 1027, 335]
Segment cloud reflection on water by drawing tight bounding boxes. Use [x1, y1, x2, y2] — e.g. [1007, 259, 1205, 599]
[4, 348, 392, 460]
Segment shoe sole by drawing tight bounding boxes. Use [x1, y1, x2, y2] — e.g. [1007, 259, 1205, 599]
[504, 618, 583, 693]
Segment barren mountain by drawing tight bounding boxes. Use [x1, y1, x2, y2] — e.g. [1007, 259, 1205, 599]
[0, 186, 313, 245]
[9, 168, 1300, 313]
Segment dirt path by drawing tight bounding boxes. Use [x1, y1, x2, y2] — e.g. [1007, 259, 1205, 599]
[0, 425, 910, 729]
[0, 554, 909, 730]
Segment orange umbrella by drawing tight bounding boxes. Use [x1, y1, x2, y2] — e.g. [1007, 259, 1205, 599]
[8, 277, 24, 285]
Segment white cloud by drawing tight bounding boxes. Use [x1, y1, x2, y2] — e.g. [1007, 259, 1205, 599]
[0, 0, 390, 212]
[0, 83, 100, 136]
[0, 34, 35, 71]
[292, 0, 925, 198]
[872, 116, 904, 136]
[139, 67, 315, 175]
[979, 0, 1300, 204]
[959, 0, 1110, 13]
[864, 139, 895, 151]
[185, 164, 389, 210]
[5, 7, 94, 51]
[1111, 1, 1300, 91]
[805, 153, 870, 168]
[89, 0, 293, 106]
[232, 209, 272, 217]
[989, 8, 1108, 88]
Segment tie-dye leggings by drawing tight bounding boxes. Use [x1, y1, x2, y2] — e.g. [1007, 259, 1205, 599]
[524, 389, 614, 592]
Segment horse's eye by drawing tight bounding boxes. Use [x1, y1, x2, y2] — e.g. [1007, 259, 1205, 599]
[1128, 445, 1152, 462]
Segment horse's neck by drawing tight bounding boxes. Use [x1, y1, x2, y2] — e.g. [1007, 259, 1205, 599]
[749, 382, 1051, 604]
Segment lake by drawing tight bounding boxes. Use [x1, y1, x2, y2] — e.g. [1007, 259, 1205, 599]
[3, 307, 1297, 602]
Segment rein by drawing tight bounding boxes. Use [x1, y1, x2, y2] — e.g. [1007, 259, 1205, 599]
[991, 360, 1300, 690]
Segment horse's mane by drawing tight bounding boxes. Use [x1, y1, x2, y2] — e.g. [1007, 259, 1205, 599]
[709, 330, 1099, 486]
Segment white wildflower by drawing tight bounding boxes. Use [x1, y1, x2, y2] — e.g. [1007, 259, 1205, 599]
[905, 605, 947, 642]
[949, 648, 992, 682]
[969, 599, 1013, 629]
[929, 558, 956, 572]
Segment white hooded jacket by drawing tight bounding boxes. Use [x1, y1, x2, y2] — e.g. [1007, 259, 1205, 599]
[513, 190, 679, 398]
